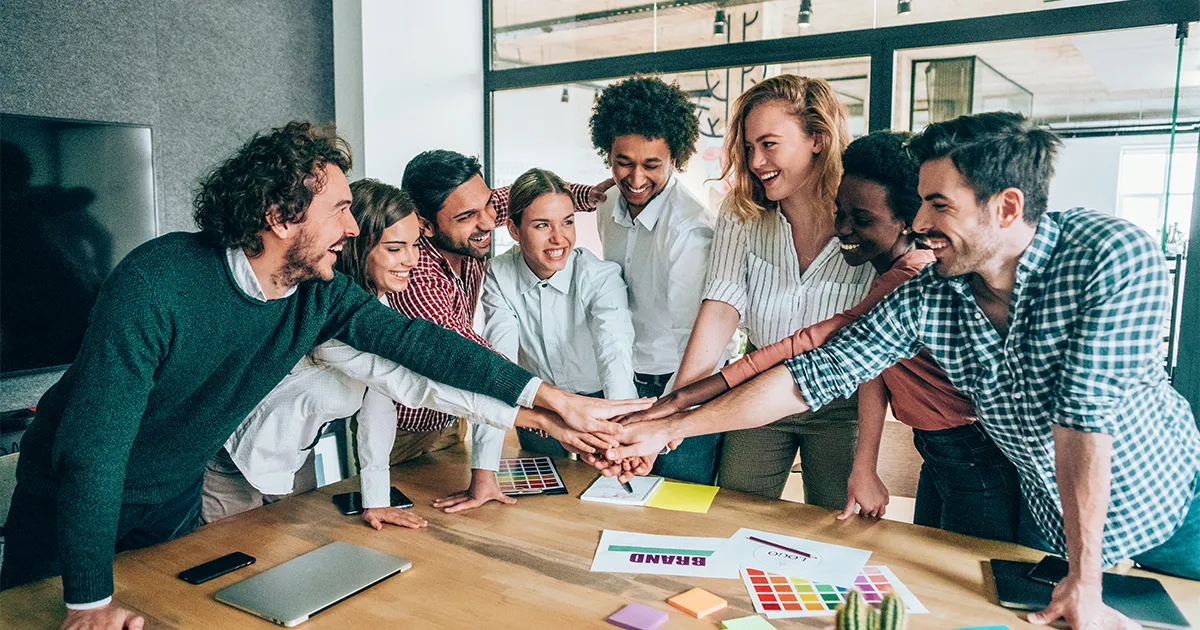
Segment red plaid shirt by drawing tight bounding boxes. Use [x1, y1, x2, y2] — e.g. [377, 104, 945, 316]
[385, 182, 596, 432]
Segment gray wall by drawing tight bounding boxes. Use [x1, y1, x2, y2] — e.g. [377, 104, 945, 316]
[0, 0, 335, 408]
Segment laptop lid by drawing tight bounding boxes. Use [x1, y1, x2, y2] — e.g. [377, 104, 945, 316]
[990, 559, 1191, 630]
[215, 541, 412, 627]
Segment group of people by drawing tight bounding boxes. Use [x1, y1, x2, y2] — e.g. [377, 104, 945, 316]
[0, 73, 1197, 630]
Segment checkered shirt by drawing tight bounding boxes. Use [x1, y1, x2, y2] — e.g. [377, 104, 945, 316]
[787, 208, 1200, 565]
[386, 182, 596, 432]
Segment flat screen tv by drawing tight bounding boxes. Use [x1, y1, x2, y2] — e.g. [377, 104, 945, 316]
[1, 114, 157, 375]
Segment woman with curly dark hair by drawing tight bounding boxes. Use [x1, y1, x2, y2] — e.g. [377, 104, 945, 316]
[586, 76, 721, 485]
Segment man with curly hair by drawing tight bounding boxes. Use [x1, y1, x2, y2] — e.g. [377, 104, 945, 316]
[588, 76, 721, 484]
[0, 121, 646, 630]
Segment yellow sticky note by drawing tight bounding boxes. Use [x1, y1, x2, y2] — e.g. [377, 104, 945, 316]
[645, 481, 719, 513]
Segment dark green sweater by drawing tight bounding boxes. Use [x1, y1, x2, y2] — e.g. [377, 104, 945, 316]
[16, 232, 534, 603]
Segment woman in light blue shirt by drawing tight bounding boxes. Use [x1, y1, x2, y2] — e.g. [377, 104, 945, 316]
[480, 168, 638, 457]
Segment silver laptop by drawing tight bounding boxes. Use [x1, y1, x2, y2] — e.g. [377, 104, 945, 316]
[214, 541, 412, 627]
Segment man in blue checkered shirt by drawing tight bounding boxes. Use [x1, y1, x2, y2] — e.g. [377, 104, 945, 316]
[607, 112, 1200, 629]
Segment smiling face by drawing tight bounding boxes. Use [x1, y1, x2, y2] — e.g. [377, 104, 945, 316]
[365, 212, 421, 296]
[279, 163, 358, 286]
[429, 174, 496, 260]
[508, 192, 576, 280]
[610, 134, 674, 214]
[742, 100, 824, 203]
[834, 175, 909, 269]
[913, 157, 1001, 277]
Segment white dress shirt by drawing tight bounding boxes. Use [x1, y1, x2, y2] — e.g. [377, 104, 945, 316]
[704, 209, 876, 348]
[595, 176, 716, 376]
[481, 246, 638, 400]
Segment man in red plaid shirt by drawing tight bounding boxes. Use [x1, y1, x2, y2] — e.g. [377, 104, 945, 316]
[388, 149, 614, 511]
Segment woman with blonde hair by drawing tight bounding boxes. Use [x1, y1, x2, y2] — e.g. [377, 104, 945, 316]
[672, 75, 876, 506]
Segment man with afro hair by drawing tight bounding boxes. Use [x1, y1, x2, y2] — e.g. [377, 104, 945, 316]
[588, 76, 721, 485]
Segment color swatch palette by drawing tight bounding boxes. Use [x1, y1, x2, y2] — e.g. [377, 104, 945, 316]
[740, 566, 927, 619]
[496, 457, 568, 496]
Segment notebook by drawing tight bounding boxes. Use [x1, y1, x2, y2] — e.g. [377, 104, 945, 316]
[989, 559, 1191, 630]
[581, 475, 665, 506]
[215, 541, 412, 627]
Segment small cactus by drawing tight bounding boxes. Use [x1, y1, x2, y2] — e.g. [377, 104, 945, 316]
[834, 590, 908, 630]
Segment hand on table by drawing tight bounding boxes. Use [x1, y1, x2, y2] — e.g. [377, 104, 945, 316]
[838, 468, 890, 520]
[1027, 574, 1141, 629]
[62, 605, 142, 630]
[588, 178, 616, 205]
[362, 506, 427, 530]
[433, 469, 517, 513]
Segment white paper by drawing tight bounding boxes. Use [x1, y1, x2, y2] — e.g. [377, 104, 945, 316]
[590, 530, 738, 578]
[580, 475, 664, 506]
[712, 528, 871, 588]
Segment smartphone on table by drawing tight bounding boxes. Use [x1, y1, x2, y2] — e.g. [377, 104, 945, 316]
[1026, 554, 1070, 586]
[331, 486, 414, 515]
[177, 551, 256, 584]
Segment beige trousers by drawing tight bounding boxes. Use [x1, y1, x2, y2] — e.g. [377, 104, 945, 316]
[200, 447, 317, 524]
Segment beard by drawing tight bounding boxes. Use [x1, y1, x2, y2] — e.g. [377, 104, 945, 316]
[430, 229, 489, 261]
[277, 226, 327, 287]
[931, 224, 1000, 278]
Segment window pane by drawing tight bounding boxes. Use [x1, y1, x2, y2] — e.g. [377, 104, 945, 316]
[1120, 151, 1168, 195]
[1168, 150, 1197, 194]
[1119, 196, 1162, 240]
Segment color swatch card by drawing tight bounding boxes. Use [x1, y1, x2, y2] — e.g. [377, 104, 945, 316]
[643, 480, 719, 513]
[711, 528, 871, 588]
[581, 475, 665, 506]
[496, 457, 567, 496]
[741, 566, 928, 619]
[590, 530, 738, 578]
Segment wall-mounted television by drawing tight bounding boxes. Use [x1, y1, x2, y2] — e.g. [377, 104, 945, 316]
[1, 114, 157, 375]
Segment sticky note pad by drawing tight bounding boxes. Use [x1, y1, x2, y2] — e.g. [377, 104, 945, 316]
[607, 603, 669, 630]
[668, 587, 727, 618]
[722, 615, 776, 629]
[645, 481, 719, 513]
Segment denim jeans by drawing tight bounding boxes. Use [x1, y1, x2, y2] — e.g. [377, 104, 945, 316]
[1019, 475, 1200, 580]
[2, 477, 203, 593]
[912, 422, 1022, 543]
[637, 373, 722, 486]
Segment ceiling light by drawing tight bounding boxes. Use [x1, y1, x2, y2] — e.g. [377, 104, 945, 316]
[798, 0, 812, 28]
[561, 88, 569, 103]
[713, 9, 726, 36]
[898, 0, 912, 14]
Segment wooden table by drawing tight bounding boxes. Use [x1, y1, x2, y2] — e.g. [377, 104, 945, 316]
[4, 444, 1197, 629]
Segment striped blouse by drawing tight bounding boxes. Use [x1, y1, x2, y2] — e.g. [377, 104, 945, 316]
[703, 208, 876, 348]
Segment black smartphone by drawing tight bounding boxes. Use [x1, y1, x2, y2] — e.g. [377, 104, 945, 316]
[332, 487, 414, 515]
[1026, 554, 1070, 586]
[177, 551, 255, 584]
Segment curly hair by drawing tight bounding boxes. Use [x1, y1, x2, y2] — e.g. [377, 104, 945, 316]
[336, 178, 415, 295]
[842, 131, 921, 225]
[721, 75, 850, 225]
[193, 121, 352, 256]
[907, 112, 1060, 224]
[589, 76, 700, 169]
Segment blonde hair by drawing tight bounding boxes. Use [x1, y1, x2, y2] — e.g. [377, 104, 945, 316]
[508, 168, 569, 225]
[720, 75, 850, 224]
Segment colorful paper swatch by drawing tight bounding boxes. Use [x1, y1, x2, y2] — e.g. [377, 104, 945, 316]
[721, 615, 777, 629]
[668, 587, 727, 618]
[643, 481, 719, 513]
[607, 602, 669, 630]
[496, 457, 567, 496]
[740, 566, 928, 619]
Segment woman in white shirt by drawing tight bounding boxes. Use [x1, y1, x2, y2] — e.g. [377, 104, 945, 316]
[202, 179, 612, 528]
[480, 168, 638, 457]
[672, 76, 875, 506]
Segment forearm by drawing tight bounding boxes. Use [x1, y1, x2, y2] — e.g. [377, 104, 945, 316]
[674, 300, 740, 388]
[667, 364, 808, 440]
[852, 379, 887, 472]
[1053, 425, 1113, 580]
[470, 424, 505, 471]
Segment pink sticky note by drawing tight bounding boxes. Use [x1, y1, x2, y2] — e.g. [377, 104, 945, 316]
[608, 602, 669, 630]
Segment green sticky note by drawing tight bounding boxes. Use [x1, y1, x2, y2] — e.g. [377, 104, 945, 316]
[644, 481, 720, 513]
[721, 615, 776, 629]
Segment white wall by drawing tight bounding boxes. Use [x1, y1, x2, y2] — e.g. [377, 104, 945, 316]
[336, 0, 484, 185]
[1049, 133, 1196, 215]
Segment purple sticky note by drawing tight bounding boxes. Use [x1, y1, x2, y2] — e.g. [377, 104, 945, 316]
[608, 602, 669, 630]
